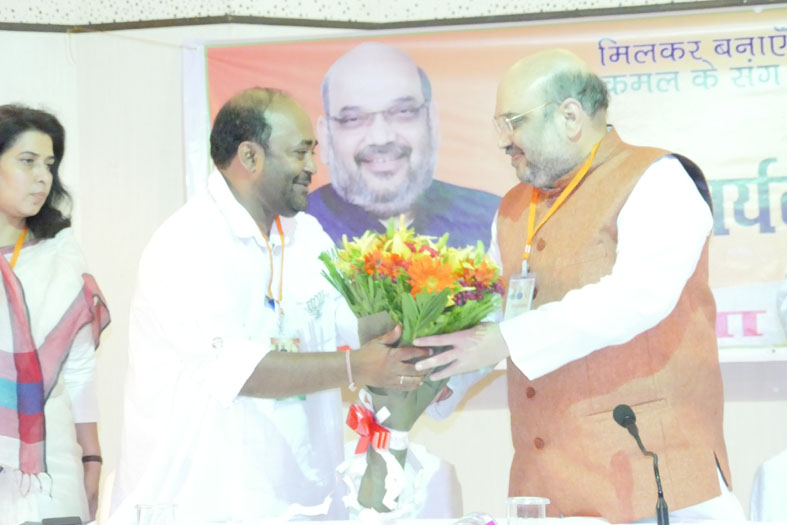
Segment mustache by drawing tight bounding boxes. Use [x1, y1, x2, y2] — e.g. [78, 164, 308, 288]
[505, 144, 524, 156]
[294, 172, 312, 185]
[355, 142, 412, 164]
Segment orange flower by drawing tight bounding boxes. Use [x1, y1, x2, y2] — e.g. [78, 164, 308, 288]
[364, 250, 382, 275]
[408, 256, 456, 296]
[378, 253, 409, 279]
[462, 259, 496, 287]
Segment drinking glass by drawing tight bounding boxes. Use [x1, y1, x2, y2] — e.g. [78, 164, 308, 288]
[507, 496, 549, 525]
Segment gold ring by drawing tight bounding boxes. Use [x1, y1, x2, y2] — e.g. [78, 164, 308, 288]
[400, 375, 404, 385]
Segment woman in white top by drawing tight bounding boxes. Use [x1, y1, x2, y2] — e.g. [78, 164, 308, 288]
[0, 104, 109, 524]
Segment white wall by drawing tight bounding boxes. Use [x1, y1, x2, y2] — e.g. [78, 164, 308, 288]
[2, 17, 786, 520]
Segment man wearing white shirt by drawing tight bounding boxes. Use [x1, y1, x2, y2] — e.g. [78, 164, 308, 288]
[110, 88, 429, 523]
[414, 49, 743, 523]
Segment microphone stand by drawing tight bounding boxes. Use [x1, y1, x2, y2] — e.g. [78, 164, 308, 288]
[614, 405, 669, 525]
[629, 431, 669, 525]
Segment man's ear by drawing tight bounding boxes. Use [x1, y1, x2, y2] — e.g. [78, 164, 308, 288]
[238, 141, 264, 173]
[317, 116, 331, 164]
[559, 98, 583, 141]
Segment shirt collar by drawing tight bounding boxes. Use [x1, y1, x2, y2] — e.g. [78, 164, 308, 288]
[207, 170, 264, 243]
[207, 170, 296, 248]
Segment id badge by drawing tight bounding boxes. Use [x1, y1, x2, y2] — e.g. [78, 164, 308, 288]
[504, 273, 537, 320]
[271, 337, 306, 402]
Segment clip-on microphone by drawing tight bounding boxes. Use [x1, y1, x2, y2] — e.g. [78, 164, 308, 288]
[613, 404, 669, 525]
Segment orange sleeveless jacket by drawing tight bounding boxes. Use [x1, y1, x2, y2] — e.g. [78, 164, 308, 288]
[496, 129, 730, 522]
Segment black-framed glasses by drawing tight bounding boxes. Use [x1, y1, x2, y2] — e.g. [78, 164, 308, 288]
[493, 101, 554, 136]
[329, 100, 429, 130]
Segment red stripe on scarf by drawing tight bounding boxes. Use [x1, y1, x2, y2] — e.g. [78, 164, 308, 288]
[1, 249, 45, 474]
[38, 274, 111, 397]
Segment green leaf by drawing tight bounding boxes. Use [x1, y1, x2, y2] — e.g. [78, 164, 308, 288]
[398, 289, 451, 344]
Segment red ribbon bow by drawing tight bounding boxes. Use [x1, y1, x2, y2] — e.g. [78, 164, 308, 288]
[347, 404, 390, 454]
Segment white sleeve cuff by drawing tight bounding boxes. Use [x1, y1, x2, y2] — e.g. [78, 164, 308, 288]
[500, 311, 564, 380]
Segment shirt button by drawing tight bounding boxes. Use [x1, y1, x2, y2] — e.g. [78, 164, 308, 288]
[534, 437, 545, 449]
[526, 387, 536, 398]
[536, 238, 546, 251]
[211, 337, 224, 349]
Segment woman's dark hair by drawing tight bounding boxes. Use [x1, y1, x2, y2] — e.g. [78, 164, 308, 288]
[0, 104, 71, 239]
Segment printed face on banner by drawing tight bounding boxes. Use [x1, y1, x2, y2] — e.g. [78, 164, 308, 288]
[318, 44, 438, 219]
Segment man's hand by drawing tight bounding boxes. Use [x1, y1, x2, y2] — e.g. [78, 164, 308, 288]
[413, 322, 509, 381]
[352, 325, 430, 390]
[83, 460, 101, 520]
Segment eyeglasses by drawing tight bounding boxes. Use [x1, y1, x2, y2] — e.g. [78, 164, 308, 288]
[329, 101, 429, 130]
[493, 101, 553, 136]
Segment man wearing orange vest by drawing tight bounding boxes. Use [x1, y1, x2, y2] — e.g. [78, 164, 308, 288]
[414, 49, 744, 523]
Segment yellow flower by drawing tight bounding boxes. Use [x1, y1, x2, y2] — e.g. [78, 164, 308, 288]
[345, 231, 383, 255]
[443, 245, 474, 272]
[389, 233, 414, 258]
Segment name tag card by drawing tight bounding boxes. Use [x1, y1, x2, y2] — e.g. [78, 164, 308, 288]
[504, 273, 537, 321]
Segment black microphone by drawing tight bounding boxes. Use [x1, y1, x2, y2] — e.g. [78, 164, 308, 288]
[613, 404, 669, 525]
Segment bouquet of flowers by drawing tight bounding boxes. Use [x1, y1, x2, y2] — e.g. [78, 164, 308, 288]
[320, 221, 504, 515]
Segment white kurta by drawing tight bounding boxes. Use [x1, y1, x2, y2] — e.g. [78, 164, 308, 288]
[110, 172, 359, 524]
[0, 229, 100, 525]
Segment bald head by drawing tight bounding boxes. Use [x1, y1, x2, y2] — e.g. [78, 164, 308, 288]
[321, 42, 431, 115]
[501, 50, 588, 97]
[210, 87, 289, 168]
[499, 49, 609, 119]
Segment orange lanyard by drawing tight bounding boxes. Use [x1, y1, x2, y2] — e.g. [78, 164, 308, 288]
[521, 140, 602, 274]
[261, 216, 285, 313]
[9, 226, 27, 269]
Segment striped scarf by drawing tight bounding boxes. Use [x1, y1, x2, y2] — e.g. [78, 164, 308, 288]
[1, 236, 109, 476]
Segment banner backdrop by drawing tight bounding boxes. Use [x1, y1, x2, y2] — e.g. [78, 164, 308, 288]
[183, 7, 787, 353]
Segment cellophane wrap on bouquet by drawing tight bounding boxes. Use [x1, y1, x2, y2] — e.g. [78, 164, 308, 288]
[320, 221, 504, 515]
